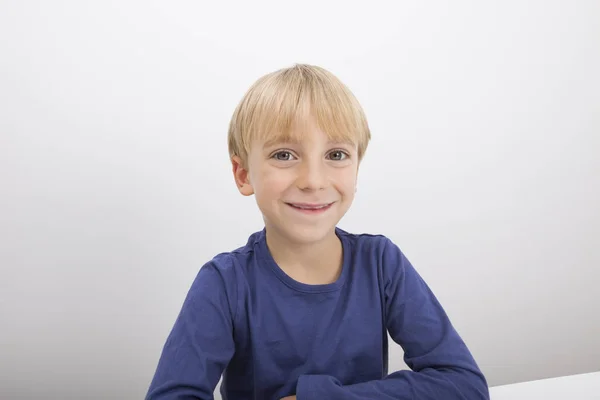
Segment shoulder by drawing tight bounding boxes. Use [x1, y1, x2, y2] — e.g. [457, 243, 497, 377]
[190, 229, 264, 293]
[336, 227, 411, 280]
[336, 227, 404, 260]
[199, 229, 264, 279]
[186, 230, 264, 318]
[336, 227, 387, 252]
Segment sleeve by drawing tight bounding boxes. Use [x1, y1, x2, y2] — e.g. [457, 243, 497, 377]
[295, 238, 489, 400]
[146, 262, 236, 400]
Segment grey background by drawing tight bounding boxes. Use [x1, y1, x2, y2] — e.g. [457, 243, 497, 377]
[1, 1, 599, 399]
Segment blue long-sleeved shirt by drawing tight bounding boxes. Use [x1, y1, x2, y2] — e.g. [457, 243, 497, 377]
[146, 227, 489, 399]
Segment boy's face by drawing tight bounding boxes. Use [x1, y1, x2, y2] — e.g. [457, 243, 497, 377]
[232, 117, 359, 245]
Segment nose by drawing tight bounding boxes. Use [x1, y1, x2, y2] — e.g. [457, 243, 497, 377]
[296, 158, 328, 191]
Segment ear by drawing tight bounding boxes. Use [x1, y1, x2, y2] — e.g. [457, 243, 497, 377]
[231, 155, 254, 196]
[355, 164, 360, 192]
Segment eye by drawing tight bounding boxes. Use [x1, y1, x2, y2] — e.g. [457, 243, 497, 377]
[327, 150, 349, 161]
[272, 150, 296, 161]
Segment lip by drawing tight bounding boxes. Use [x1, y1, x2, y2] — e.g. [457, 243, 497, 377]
[285, 202, 335, 215]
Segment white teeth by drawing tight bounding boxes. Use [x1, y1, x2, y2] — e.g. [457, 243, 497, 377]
[292, 204, 328, 210]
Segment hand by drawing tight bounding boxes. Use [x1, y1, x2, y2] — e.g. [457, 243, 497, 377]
[280, 396, 296, 400]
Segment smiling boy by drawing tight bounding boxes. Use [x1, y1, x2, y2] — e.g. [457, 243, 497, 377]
[146, 64, 489, 400]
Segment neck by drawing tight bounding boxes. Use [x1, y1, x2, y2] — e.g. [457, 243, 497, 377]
[265, 226, 343, 285]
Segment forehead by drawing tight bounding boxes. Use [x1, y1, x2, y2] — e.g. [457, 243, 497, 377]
[262, 133, 356, 148]
[259, 118, 358, 148]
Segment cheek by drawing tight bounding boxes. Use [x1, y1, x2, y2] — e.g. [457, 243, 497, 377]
[336, 171, 358, 194]
[254, 168, 291, 197]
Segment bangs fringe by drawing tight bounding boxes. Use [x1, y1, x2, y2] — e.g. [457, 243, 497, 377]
[229, 64, 370, 164]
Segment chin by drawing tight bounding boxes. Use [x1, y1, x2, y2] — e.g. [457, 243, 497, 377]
[284, 224, 336, 244]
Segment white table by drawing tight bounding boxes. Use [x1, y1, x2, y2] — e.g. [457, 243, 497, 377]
[489, 371, 600, 399]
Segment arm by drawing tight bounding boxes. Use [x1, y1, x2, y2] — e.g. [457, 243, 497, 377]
[146, 263, 236, 400]
[295, 239, 489, 400]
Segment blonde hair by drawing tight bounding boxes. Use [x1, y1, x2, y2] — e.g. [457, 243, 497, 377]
[227, 64, 371, 168]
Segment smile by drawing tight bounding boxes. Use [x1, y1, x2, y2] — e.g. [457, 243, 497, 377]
[286, 202, 335, 214]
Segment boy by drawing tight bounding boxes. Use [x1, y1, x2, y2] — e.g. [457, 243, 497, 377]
[146, 64, 489, 399]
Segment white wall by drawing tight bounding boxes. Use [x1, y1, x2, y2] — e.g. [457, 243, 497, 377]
[1, 1, 599, 399]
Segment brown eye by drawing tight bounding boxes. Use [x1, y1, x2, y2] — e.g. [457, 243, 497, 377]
[272, 151, 295, 161]
[328, 150, 348, 161]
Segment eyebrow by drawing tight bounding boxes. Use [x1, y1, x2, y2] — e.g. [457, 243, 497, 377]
[263, 138, 355, 147]
[263, 137, 301, 147]
[328, 139, 356, 146]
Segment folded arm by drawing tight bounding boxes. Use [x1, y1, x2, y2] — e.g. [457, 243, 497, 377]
[295, 239, 489, 400]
